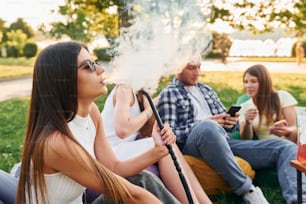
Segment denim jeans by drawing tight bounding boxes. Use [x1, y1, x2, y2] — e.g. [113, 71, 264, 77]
[0, 170, 18, 204]
[91, 170, 180, 204]
[182, 120, 306, 204]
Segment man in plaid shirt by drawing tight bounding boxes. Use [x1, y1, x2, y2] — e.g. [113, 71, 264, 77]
[157, 56, 303, 204]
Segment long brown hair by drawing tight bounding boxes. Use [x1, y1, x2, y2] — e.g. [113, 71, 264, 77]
[16, 41, 132, 204]
[243, 64, 282, 128]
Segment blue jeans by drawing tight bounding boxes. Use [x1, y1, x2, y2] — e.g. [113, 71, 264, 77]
[182, 120, 306, 204]
[0, 170, 18, 204]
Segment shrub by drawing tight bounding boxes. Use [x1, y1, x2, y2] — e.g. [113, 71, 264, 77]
[6, 45, 20, 58]
[94, 47, 114, 61]
[23, 42, 38, 58]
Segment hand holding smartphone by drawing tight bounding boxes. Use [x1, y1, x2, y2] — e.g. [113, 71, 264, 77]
[227, 105, 241, 117]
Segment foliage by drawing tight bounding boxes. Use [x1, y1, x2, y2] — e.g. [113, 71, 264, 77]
[5, 30, 27, 57]
[46, 0, 306, 45]
[0, 19, 5, 31]
[6, 46, 19, 58]
[40, 0, 119, 43]
[94, 47, 114, 61]
[0, 18, 36, 58]
[8, 18, 35, 39]
[1, 18, 35, 45]
[211, 0, 306, 37]
[93, 36, 117, 61]
[23, 42, 38, 58]
[207, 32, 233, 64]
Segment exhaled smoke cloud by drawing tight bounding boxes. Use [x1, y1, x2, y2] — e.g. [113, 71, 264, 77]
[108, 0, 213, 93]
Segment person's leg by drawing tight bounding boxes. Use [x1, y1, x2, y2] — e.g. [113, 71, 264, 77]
[157, 147, 200, 204]
[127, 170, 180, 204]
[91, 170, 180, 204]
[182, 120, 252, 196]
[172, 144, 212, 204]
[0, 170, 18, 204]
[229, 138, 306, 204]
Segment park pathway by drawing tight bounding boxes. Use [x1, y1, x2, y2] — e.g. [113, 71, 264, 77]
[0, 77, 32, 102]
[0, 61, 305, 102]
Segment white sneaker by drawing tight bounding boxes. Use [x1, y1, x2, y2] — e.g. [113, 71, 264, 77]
[243, 186, 270, 204]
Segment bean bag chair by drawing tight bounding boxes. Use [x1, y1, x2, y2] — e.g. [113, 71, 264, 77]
[184, 155, 255, 195]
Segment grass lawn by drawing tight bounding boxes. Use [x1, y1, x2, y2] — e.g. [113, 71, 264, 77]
[0, 57, 34, 80]
[1, 67, 306, 203]
[1, 56, 306, 203]
[0, 56, 305, 80]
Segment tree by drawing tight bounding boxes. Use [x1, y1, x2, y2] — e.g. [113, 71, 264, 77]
[0, 18, 6, 32]
[210, 0, 306, 37]
[210, 32, 232, 64]
[6, 29, 27, 57]
[47, 0, 306, 43]
[9, 18, 35, 39]
[40, 0, 122, 43]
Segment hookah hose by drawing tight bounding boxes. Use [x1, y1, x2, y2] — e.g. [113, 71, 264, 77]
[142, 90, 194, 204]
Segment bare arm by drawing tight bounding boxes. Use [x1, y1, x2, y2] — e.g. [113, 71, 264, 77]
[92, 103, 171, 177]
[269, 105, 298, 143]
[240, 120, 254, 140]
[113, 85, 153, 138]
[240, 108, 257, 140]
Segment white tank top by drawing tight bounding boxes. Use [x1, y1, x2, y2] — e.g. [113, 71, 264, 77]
[29, 115, 96, 204]
[101, 87, 140, 146]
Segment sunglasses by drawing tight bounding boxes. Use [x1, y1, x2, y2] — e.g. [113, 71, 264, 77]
[78, 59, 101, 72]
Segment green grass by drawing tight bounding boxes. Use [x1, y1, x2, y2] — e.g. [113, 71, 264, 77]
[1, 58, 306, 203]
[0, 57, 35, 66]
[0, 57, 34, 80]
[227, 56, 305, 63]
[0, 56, 305, 81]
[0, 97, 29, 171]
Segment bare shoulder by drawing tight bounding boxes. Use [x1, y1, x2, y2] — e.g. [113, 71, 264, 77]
[44, 131, 80, 172]
[115, 84, 134, 97]
[45, 131, 76, 153]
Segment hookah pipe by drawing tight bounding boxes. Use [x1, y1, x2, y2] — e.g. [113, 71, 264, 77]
[141, 90, 194, 204]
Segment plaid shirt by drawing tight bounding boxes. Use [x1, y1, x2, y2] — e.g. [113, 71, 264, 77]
[157, 77, 230, 146]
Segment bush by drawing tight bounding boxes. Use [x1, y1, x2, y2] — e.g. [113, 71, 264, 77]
[94, 47, 114, 61]
[23, 42, 38, 58]
[6, 45, 20, 58]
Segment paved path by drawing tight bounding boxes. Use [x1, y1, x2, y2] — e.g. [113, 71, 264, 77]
[202, 60, 306, 73]
[0, 77, 32, 102]
[0, 61, 305, 102]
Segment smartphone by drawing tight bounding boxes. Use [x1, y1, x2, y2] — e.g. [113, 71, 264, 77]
[227, 105, 241, 117]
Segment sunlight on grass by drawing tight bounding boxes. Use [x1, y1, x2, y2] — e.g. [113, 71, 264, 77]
[0, 65, 34, 79]
[0, 97, 29, 171]
[0, 69, 305, 204]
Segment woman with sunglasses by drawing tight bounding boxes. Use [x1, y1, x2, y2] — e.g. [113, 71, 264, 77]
[16, 41, 180, 204]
